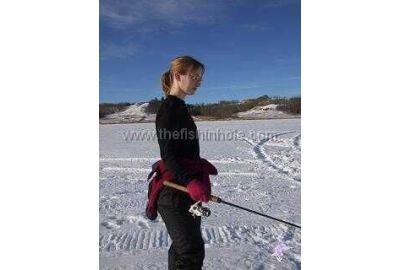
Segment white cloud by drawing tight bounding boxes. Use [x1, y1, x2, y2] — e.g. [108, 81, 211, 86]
[100, 42, 138, 60]
[100, 0, 299, 31]
[100, 0, 228, 30]
[99, 0, 300, 59]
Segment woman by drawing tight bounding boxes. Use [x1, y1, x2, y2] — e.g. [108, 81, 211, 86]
[148, 56, 217, 270]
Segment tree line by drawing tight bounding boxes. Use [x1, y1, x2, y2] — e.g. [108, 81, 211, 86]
[100, 95, 301, 119]
[99, 102, 131, 118]
[144, 95, 301, 118]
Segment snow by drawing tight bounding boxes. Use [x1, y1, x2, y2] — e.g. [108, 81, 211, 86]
[100, 119, 301, 269]
[100, 103, 156, 124]
[236, 104, 299, 119]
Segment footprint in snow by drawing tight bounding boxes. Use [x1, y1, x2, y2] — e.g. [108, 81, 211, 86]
[101, 221, 120, 230]
[126, 214, 151, 229]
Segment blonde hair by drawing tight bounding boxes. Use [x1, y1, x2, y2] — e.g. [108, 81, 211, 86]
[161, 56, 205, 96]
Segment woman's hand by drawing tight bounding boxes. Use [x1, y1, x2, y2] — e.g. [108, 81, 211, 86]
[186, 179, 210, 202]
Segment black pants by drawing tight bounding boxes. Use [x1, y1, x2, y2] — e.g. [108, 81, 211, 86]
[157, 187, 205, 270]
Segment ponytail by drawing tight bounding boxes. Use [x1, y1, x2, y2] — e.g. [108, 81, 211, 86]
[161, 70, 172, 96]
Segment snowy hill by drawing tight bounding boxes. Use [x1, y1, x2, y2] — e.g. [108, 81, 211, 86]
[100, 101, 300, 124]
[100, 103, 156, 124]
[236, 104, 299, 119]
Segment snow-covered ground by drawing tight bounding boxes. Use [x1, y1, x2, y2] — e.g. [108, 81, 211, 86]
[100, 119, 301, 269]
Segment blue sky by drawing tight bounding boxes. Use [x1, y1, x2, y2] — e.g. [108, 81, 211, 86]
[100, 0, 300, 104]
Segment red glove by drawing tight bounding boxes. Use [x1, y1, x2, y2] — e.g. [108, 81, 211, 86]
[186, 179, 210, 202]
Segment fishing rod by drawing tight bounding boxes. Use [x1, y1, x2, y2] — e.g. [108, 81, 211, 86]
[163, 181, 301, 229]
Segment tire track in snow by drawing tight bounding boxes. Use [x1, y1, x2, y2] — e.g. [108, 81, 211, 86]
[239, 132, 300, 182]
[100, 157, 159, 162]
[99, 198, 146, 211]
[100, 157, 266, 165]
[100, 157, 256, 164]
[101, 166, 258, 177]
[293, 134, 301, 149]
[99, 157, 265, 180]
[99, 224, 298, 252]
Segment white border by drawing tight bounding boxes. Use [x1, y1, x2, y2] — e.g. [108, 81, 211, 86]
[0, 1, 99, 269]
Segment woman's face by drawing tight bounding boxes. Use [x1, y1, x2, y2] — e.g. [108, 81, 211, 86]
[177, 68, 203, 96]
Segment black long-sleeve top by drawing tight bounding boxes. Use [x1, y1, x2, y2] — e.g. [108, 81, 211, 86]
[155, 95, 200, 185]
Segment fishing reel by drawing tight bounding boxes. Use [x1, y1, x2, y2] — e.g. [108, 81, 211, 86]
[189, 201, 211, 217]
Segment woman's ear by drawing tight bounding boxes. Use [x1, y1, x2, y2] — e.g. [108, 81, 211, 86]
[173, 72, 181, 82]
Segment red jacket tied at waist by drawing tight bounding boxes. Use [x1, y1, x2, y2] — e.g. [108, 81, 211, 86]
[145, 158, 218, 220]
